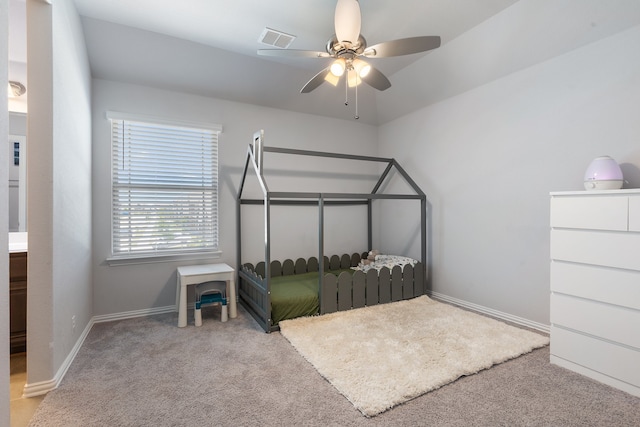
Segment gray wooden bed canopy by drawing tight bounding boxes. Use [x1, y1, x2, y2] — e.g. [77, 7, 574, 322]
[236, 130, 430, 331]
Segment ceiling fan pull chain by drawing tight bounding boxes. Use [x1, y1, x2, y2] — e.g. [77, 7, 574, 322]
[344, 69, 349, 106]
[354, 75, 359, 120]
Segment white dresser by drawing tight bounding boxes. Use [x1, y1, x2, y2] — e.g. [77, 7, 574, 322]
[550, 189, 640, 397]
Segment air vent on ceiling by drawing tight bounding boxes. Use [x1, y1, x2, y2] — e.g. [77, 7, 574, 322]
[259, 27, 296, 49]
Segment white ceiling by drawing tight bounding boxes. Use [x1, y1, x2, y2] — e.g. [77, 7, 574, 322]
[73, 0, 522, 124]
[72, 0, 520, 74]
[9, 0, 640, 124]
[9, 0, 520, 123]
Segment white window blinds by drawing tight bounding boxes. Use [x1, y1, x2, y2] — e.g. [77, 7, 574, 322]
[110, 115, 221, 257]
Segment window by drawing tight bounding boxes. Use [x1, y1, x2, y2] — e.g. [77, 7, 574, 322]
[108, 112, 221, 260]
[14, 142, 20, 166]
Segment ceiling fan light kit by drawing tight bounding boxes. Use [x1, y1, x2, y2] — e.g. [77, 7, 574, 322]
[352, 59, 370, 79]
[324, 72, 341, 87]
[330, 59, 346, 77]
[257, 0, 441, 118]
[347, 72, 361, 88]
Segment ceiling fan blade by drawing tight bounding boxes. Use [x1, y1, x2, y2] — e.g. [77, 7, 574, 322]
[258, 49, 331, 58]
[363, 36, 441, 58]
[301, 68, 331, 93]
[334, 0, 361, 44]
[361, 65, 391, 91]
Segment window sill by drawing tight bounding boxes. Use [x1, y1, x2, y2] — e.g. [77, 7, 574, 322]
[106, 251, 222, 266]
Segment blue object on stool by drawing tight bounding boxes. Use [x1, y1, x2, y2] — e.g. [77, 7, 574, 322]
[194, 281, 228, 326]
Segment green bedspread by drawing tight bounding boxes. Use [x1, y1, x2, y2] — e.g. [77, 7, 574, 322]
[270, 269, 353, 325]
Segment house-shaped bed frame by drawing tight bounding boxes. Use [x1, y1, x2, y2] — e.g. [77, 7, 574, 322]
[236, 130, 430, 332]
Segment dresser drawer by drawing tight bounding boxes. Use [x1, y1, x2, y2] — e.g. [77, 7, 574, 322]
[630, 196, 640, 232]
[551, 293, 640, 349]
[551, 262, 640, 310]
[551, 326, 640, 388]
[550, 195, 628, 231]
[551, 229, 640, 271]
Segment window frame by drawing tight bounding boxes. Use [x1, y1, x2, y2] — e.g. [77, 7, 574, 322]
[106, 111, 223, 265]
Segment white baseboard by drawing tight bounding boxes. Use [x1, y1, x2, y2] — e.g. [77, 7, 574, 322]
[21, 378, 58, 399]
[22, 305, 177, 398]
[427, 291, 550, 334]
[92, 305, 176, 324]
[22, 316, 94, 398]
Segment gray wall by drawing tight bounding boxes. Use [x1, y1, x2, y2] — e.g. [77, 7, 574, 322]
[378, 20, 640, 326]
[1, 0, 11, 422]
[26, 0, 92, 385]
[91, 78, 379, 316]
[9, 111, 26, 135]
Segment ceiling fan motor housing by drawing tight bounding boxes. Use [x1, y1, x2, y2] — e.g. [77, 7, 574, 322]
[327, 34, 366, 58]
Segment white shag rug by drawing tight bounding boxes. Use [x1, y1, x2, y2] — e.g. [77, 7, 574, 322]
[279, 295, 549, 417]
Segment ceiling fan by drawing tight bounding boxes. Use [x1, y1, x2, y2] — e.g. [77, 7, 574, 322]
[257, 0, 441, 95]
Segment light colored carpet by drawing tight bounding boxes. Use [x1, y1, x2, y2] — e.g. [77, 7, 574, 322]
[279, 295, 550, 417]
[27, 304, 639, 426]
